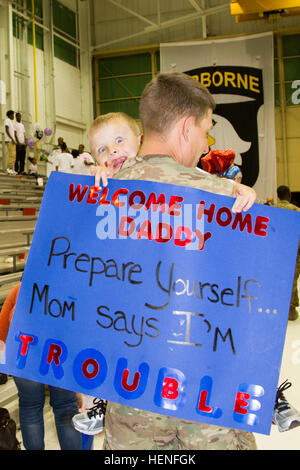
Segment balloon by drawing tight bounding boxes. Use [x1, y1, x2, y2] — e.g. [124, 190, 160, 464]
[35, 130, 43, 140]
[44, 127, 52, 136]
[27, 139, 35, 147]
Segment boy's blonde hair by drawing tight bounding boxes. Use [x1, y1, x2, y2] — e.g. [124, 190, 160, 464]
[88, 112, 140, 139]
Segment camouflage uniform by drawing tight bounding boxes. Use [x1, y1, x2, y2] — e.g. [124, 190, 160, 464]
[115, 154, 235, 196]
[103, 154, 257, 450]
[276, 199, 300, 321]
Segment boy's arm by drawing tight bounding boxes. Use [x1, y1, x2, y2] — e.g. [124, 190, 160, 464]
[231, 182, 256, 213]
[92, 165, 256, 213]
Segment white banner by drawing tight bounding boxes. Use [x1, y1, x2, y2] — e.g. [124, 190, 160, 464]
[160, 33, 276, 202]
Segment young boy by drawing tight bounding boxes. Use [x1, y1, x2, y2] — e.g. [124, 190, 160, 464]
[72, 112, 141, 436]
[88, 112, 141, 188]
[28, 156, 38, 177]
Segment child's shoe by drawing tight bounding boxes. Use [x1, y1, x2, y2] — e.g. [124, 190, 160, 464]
[72, 398, 107, 435]
[273, 380, 300, 432]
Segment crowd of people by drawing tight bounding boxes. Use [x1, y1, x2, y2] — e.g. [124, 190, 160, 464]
[46, 138, 95, 177]
[0, 72, 299, 450]
[3, 110, 94, 179]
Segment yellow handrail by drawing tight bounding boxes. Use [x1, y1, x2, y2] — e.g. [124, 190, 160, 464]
[31, 0, 39, 151]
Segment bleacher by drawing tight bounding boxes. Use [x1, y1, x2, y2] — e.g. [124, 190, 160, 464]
[0, 169, 104, 449]
[0, 170, 69, 448]
[0, 170, 46, 437]
[0, 171, 45, 306]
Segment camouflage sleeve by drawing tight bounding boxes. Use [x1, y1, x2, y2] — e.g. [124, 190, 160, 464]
[115, 155, 235, 197]
[276, 201, 300, 211]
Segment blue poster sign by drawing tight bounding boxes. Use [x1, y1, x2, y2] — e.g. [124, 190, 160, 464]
[1, 172, 299, 435]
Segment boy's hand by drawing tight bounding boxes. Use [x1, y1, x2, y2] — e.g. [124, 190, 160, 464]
[91, 164, 111, 189]
[231, 183, 256, 213]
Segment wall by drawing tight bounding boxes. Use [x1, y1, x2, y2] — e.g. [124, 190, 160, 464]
[0, 0, 93, 172]
[275, 106, 300, 192]
[1, 1, 299, 191]
[54, 57, 86, 147]
[91, 1, 300, 194]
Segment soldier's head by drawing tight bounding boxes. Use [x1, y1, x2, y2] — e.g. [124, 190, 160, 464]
[139, 72, 215, 167]
[277, 185, 291, 202]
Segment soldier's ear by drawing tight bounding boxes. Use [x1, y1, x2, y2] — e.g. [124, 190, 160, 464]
[182, 116, 194, 142]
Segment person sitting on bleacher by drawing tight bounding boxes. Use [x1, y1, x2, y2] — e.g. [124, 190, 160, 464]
[28, 157, 38, 178]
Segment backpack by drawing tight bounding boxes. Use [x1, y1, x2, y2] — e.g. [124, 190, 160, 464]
[0, 407, 21, 450]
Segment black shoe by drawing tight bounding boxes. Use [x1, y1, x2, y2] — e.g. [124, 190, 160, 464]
[0, 374, 8, 385]
[289, 307, 298, 321]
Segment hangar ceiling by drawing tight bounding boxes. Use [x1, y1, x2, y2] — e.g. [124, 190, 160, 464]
[89, 0, 300, 52]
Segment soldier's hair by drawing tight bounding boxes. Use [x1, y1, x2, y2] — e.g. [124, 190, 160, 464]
[277, 185, 291, 201]
[88, 112, 140, 138]
[139, 72, 215, 135]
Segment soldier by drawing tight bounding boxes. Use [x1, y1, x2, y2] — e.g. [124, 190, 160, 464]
[88, 72, 257, 450]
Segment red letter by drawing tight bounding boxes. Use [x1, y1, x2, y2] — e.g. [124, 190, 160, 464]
[87, 186, 99, 204]
[232, 213, 252, 233]
[155, 222, 173, 243]
[216, 207, 232, 227]
[234, 392, 250, 415]
[128, 190, 146, 210]
[145, 193, 166, 213]
[19, 334, 34, 356]
[99, 187, 110, 205]
[69, 184, 89, 202]
[198, 390, 213, 413]
[121, 369, 141, 392]
[47, 344, 62, 366]
[254, 216, 269, 237]
[82, 358, 99, 379]
[195, 230, 212, 250]
[137, 219, 153, 240]
[118, 216, 136, 237]
[197, 201, 215, 223]
[161, 377, 179, 400]
[168, 195, 184, 216]
[112, 188, 128, 207]
[174, 226, 193, 247]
